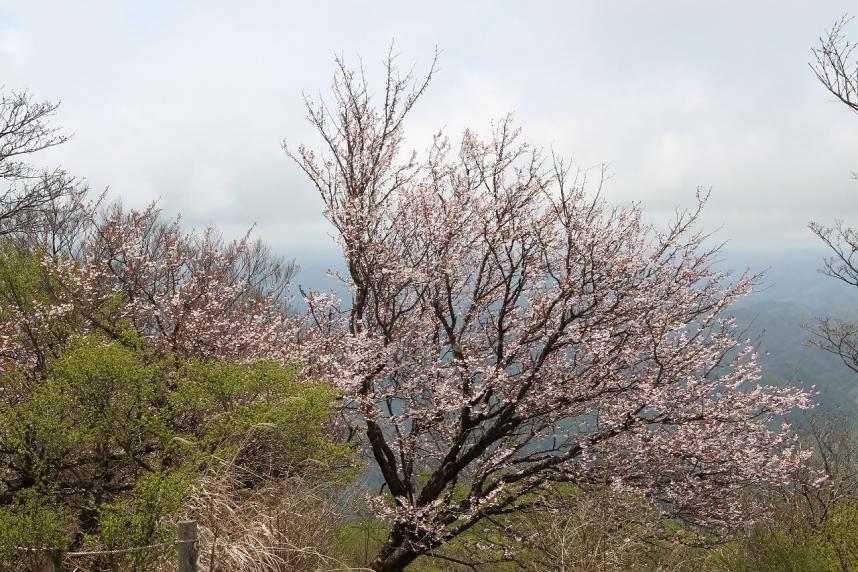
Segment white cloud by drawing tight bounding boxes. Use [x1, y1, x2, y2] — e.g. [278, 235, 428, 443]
[0, 0, 855, 257]
[0, 29, 26, 57]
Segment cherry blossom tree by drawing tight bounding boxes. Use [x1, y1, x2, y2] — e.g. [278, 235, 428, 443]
[290, 56, 813, 571]
[0, 200, 299, 379]
[0, 85, 300, 366]
[48, 202, 299, 363]
[0, 88, 299, 384]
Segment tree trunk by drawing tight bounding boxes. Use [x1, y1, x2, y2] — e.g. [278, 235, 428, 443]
[369, 530, 421, 572]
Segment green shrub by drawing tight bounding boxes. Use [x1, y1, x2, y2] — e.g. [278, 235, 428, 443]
[0, 335, 346, 562]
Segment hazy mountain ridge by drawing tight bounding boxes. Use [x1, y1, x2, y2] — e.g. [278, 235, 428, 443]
[721, 248, 858, 409]
[729, 300, 858, 411]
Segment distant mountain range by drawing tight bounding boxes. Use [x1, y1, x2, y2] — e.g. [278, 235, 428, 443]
[729, 300, 858, 412]
[724, 248, 858, 412]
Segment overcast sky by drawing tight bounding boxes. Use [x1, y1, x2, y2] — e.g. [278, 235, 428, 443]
[1, 1, 856, 285]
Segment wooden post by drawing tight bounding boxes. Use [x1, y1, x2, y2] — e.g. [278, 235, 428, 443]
[177, 520, 198, 572]
[37, 549, 62, 572]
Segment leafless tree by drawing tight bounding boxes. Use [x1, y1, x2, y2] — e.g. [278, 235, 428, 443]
[811, 15, 858, 117]
[807, 16, 858, 374]
[0, 90, 87, 244]
[774, 413, 858, 528]
[806, 220, 858, 374]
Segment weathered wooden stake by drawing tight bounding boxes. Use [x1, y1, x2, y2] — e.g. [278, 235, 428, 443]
[177, 520, 198, 572]
[38, 549, 62, 572]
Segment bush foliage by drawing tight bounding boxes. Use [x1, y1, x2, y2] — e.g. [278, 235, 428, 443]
[0, 249, 347, 570]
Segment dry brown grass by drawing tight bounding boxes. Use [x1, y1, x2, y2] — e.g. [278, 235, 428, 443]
[179, 462, 360, 572]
